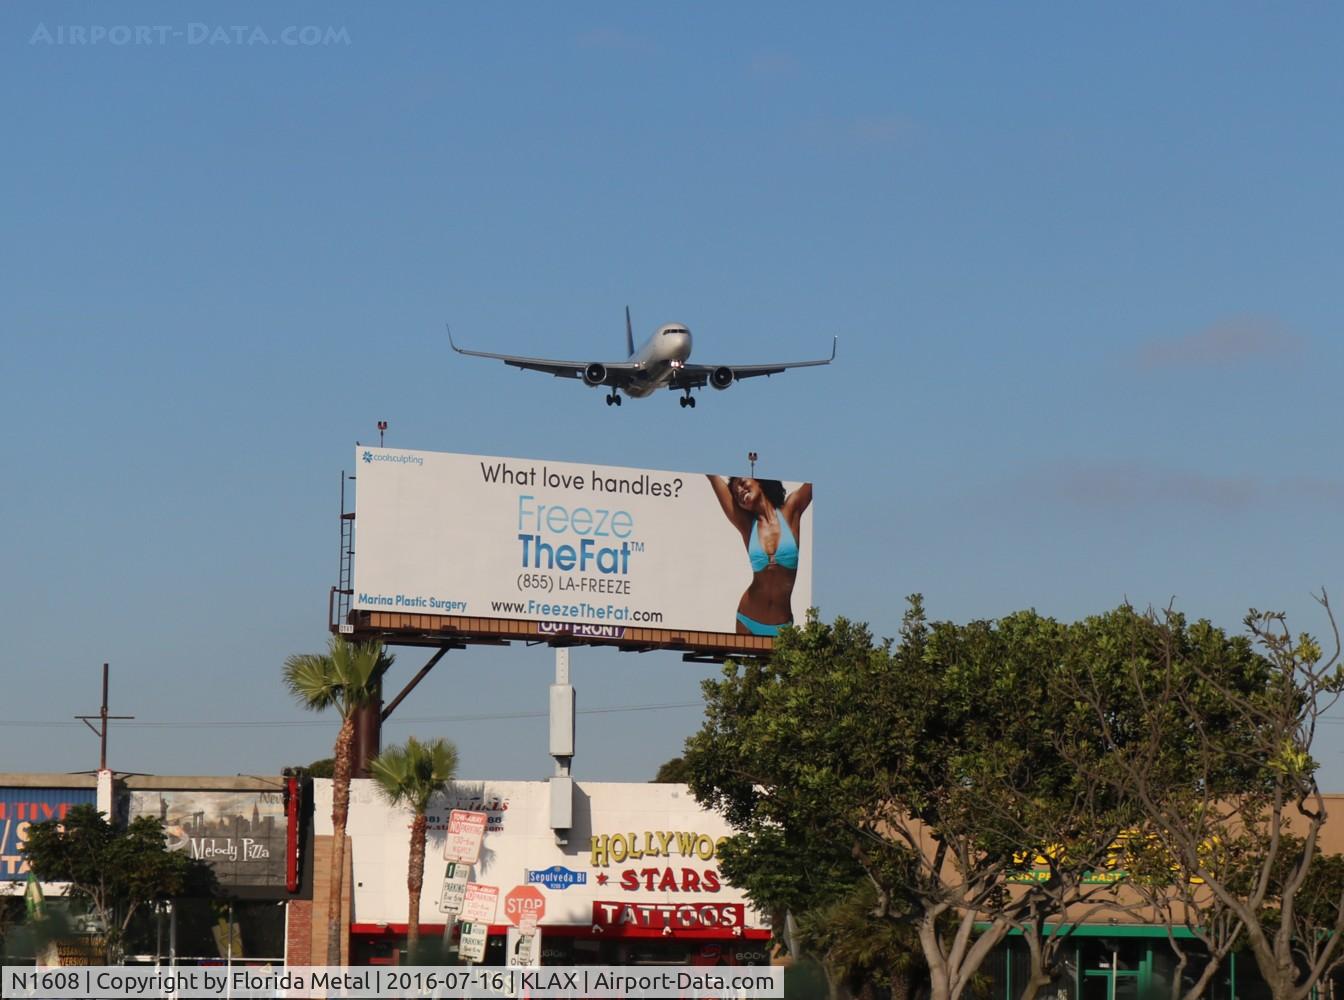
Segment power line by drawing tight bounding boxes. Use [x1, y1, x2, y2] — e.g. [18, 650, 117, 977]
[0, 701, 703, 731]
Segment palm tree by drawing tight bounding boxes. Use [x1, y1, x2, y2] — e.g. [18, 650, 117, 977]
[798, 881, 929, 1000]
[283, 636, 392, 966]
[370, 737, 460, 960]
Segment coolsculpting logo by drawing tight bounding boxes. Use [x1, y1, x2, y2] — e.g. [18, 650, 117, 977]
[363, 451, 423, 466]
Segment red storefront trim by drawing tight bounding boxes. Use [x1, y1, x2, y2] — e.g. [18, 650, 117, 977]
[285, 776, 300, 893]
[350, 923, 771, 942]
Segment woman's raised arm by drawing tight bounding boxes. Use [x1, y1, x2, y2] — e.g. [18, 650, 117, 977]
[706, 475, 751, 535]
[784, 482, 813, 521]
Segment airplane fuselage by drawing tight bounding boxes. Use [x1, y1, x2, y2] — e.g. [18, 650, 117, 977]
[621, 324, 693, 398]
[446, 310, 834, 407]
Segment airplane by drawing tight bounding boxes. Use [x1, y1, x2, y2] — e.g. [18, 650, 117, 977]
[447, 308, 836, 408]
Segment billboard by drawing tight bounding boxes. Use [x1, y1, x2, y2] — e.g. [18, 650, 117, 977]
[352, 448, 813, 640]
[0, 787, 97, 880]
[125, 789, 288, 889]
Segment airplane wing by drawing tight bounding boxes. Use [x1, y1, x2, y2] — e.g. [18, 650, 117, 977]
[671, 337, 838, 389]
[447, 327, 640, 383]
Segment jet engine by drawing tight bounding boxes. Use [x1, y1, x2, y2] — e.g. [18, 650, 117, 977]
[709, 366, 735, 390]
[582, 363, 608, 387]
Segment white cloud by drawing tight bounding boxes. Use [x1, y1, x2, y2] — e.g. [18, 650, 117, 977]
[1136, 318, 1304, 369]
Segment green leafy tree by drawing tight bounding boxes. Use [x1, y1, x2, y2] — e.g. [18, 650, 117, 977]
[796, 881, 929, 1000]
[21, 805, 214, 962]
[1061, 599, 1344, 1000]
[1265, 841, 1344, 985]
[686, 603, 1138, 1000]
[652, 757, 692, 783]
[283, 636, 392, 965]
[371, 736, 459, 961]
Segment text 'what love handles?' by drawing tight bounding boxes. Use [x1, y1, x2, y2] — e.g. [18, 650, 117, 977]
[479, 461, 687, 498]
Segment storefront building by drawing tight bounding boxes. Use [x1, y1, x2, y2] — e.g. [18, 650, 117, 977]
[117, 775, 304, 966]
[969, 796, 1344, 1000]
[0, 773, 306, 968]
[299, 778, 772, 967]
[980, 929, 1274, 1000]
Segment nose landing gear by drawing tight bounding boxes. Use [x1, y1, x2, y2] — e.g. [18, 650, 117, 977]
[679, 390, 697, 409]
[605, 392, 622, 406]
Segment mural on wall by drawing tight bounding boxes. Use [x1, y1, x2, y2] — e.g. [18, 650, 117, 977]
[125, 790, 287, 888]
[0, 788, 97, 879]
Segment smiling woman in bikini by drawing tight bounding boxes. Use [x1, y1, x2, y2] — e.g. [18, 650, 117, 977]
[706, 475, 813, 636]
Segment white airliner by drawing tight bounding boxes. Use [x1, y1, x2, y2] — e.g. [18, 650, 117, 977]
[447, 309, 836, 407]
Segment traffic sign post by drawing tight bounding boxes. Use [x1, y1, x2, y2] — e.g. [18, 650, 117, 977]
[438, 861, 471, 915]
[444, 809, 488, 864]
[438, 860, 472, 957]
[504, 884, 546, 927]
[440, 913, 458, 957]
[459, 921, 488, 963]
[457, 883, 498, 967]
[461, 883, 499, 925]
[507, 924, 541, 967]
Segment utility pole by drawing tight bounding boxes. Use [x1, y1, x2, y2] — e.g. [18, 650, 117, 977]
[76, 663, 134, 771]
[76, 663, 133, 815]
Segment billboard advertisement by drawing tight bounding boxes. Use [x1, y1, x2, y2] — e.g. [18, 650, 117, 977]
[125, 790, 288, 889]
[352, 448, 813, 638]
[0, 787, 97, 880]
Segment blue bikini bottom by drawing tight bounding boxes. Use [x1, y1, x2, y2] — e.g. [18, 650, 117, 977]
[736, 612, 792, 637]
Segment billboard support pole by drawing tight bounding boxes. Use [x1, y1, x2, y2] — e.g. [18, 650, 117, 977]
[381, 645, 459, 722]
[351, 694, 381, 779]
[549, 647, 575, 843]
[353, 645, 462, 778]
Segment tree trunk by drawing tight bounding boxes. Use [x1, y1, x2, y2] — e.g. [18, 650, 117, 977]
[890, 969, 912, 1000]
[328, 715, 355, 967]
[407, 812, 427, 961]
[1018, 944, 1060, 1000]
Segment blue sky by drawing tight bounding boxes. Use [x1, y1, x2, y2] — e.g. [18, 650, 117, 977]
[4, 3, 1344, 785]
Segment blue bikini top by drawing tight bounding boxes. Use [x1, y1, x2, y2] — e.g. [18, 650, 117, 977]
[748, 511, 799, 572]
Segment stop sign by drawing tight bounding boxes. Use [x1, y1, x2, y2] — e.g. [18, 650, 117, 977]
[504, 884, 546, 926]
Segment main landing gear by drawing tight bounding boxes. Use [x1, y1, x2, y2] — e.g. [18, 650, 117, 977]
[679, 390, 697, 409]
[605, 392, 622, 406]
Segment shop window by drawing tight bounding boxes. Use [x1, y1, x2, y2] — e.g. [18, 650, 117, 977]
[1, 896, 35, 963]
[1235, 955, 1273, 1000]
[122, 899, 286, 966]
[540, 936, 576, 965]
[1147, 940, 1231, 1000]
[234, 902, 285, 960]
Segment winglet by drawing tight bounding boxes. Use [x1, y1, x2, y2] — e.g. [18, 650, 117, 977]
[446, 323, 465, 354]
[625, 306, 635, 358]
[830, 335, 837, 361]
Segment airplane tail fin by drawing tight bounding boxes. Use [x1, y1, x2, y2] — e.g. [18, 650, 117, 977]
[625, 306, 635, 358]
